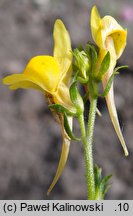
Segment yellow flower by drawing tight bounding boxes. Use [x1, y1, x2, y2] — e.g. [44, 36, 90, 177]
[90, 6, 128, 156]
[3, 19, 73, 193]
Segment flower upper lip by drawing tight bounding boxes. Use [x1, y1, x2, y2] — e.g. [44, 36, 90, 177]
[3, 19, 73, 107]
[91, 5, 127, 59]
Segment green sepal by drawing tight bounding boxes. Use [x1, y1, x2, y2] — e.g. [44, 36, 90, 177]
[72, 67, 88, 84]
[64, 113, 81, 141]
[97, 52, 110, 81]
[94, 165, 112, 200]
[101, 71, 119, 98]
[48, 104, 77, 117]
[86, 44, 98, 70]
[69, 82, 84, 114]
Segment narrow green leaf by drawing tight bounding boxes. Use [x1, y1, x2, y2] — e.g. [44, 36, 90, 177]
[49, 104, 77, 116]
[86, 44, 98, 68]
[64, 114, 80, 141]
[101, 71, 118, 97]
[94, 164, 112, 199]
[101, 174, 112, 186]
[69, 82, 84, 114]
[98, 52, 110, 80]
[94, 165, 102, 187]
[102, 184, 111, 199]
[101, 65, 128, 97]
[114, 65, 128, 73]
[100, 174, 112, 199]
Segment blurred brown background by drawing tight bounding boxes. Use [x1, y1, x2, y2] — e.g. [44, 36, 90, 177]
[0, 0, 133, 199]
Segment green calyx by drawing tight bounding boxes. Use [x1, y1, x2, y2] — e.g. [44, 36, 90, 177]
[69, 82, 84, 115]
[49, 104, 80, 141]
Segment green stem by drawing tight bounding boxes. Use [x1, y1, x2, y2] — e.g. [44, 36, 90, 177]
[86, 98, 97, 199]
[78, 98, 97, 200]
[78, 114, 86, 143]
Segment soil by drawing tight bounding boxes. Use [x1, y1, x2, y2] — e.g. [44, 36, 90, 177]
[0, 0, 133, 199]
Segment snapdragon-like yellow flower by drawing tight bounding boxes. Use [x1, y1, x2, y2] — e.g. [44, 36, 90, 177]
[3, 19, 73, 193]
[90, 6, 128, 156]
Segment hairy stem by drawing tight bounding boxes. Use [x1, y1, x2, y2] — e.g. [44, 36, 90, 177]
[78, 98, 97, 199]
